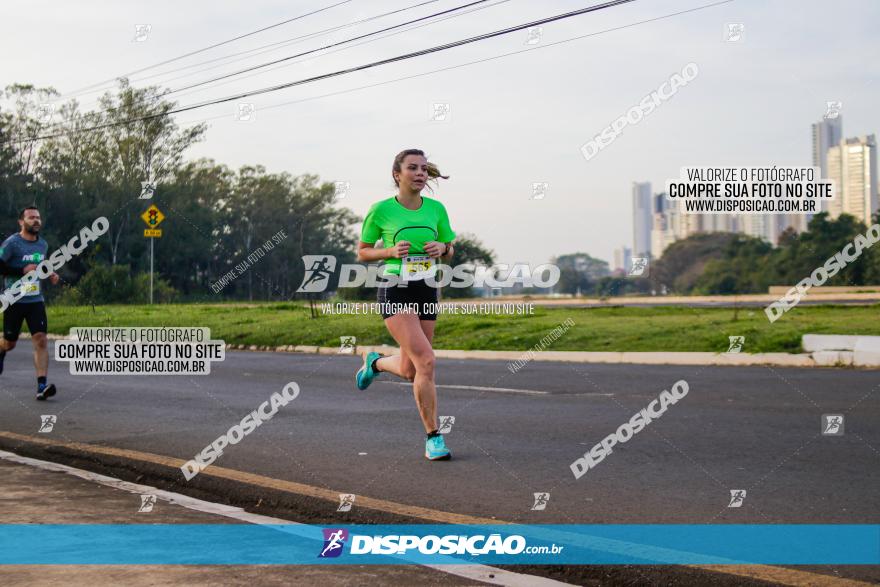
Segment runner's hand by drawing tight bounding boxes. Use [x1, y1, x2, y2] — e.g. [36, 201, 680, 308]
[390, 241, 410, 259]
[22, 264, 37, 273]
[49, 273, 60, 285]
[423, 241, 445, 259]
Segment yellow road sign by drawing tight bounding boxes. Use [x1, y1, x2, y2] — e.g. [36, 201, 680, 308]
[144, 229, 162, 238]
[141, 205, 165, 228]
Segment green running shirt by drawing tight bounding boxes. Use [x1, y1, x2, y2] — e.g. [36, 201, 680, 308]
[360, 195, 456, 276]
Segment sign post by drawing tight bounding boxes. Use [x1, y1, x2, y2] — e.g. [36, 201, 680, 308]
[140, 205, 166, 304]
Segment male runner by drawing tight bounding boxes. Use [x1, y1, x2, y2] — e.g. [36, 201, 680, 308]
[0, 206, 60, 400]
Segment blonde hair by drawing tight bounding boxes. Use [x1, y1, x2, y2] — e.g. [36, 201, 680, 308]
[392, 149, 449, 190]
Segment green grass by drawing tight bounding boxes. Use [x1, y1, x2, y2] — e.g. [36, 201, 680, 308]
[46, 302, 880, 353]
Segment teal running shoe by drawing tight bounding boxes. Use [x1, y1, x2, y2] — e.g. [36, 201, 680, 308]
[425, 434, 451, 460]
[356, 351, 382, 390]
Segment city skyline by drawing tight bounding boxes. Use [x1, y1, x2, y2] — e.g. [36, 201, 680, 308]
[620, 111, 878, 266]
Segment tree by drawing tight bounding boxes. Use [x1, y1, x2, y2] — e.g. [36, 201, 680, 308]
[652, 233, 738, 294]
[154, 159, 234, 298]
[866, 211, 880, 284]
[552, 253, 609, 296]
[774, 212, 868, 287]
[440, 232, 495, 298]
[216, 167, 359, 301]
[693, 234, 777, 294]
[93, 79, 207, 265]
[595, 275, 652, 297]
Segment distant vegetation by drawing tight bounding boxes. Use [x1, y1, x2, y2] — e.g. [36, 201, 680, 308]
[565, 213, 880, 297]
[0, 82, 493, 303]
[3, 82, 876, 304]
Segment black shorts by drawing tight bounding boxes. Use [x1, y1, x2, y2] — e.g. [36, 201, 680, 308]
[377, 278, 439, 320]
[3, 301, 48, 341]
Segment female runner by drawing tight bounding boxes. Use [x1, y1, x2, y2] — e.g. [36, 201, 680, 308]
[354, 149, 456, 461]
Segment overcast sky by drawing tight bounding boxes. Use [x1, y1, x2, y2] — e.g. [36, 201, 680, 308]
[3, 0, 878, 267]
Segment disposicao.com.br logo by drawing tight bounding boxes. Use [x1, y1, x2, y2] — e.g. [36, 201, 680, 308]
[319, 529, 349, 558]
[297, 255, 560, 293]
[316, 529, 563, 558]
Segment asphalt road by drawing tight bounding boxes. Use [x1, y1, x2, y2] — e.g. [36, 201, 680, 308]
[0, 343, 877, 527]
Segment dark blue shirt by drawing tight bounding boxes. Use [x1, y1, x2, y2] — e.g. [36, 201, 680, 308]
[0, 233, 49, 303]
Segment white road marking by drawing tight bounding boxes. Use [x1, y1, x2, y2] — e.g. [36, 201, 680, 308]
[382, 381, 613, 396]
[0, 449, 573, 587]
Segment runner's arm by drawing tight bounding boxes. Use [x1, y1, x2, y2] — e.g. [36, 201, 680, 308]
[0, 259, 27, 276]
[357, 241, 387, 263]
[440, 242, 454, 262]
[357, 241, 408, 262]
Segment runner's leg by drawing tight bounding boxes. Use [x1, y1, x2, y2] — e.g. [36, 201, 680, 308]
[26, 303, 54, 400]
[32, 332, 48, 379]
[0, 304, 24, 374]
[26, 303, 49, 379]
[374, 348, 415, 381]
[415, 319, 437, 428]
[374, 316, 436, 380]
[382, 312, 437, 433]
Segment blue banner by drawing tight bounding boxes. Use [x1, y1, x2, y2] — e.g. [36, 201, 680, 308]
[0, 524, 877, 565]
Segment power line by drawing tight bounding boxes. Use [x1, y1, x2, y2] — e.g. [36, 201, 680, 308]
[169, 0, 732, 132]
[58, 0, 356, 99]
[48, 0, 500, 127]
[168, 0, 510, 103]
[15, 0, 640, 144]
[163, 0, 495, 97]
[59, 0, 444, 104]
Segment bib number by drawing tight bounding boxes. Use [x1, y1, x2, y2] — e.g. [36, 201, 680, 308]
[22, 282, 40, 296]
[401, 255, 436, 281]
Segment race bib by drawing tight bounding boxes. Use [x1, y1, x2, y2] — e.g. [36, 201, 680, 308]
[22, 281, 40, 296]
[401, 255, 436, 281]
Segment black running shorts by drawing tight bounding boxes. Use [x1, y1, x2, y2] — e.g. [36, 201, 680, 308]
[377, 278, 439, 320]
[3, 301, 48, 341]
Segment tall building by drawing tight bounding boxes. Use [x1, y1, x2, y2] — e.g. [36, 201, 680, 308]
[653, 192, 668, 216]
[632, 182, 652, 258]
[612, 246, 632, 275]
[827, 134, 878, 224]
[777, 211, 809, 235]
[804, 116, 843, 228]
[678, 210, 739, 239]
[651, 192, 679, 257]
[740, 214, 779, 243]
[813, 116, 843, 179]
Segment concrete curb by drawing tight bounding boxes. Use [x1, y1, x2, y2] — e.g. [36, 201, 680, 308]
[803, 334, 880, 367]
[41, 334, 877, 368]
[222, 343, 821, 368]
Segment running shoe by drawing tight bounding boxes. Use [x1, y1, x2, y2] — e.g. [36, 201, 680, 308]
[425, 434, 451, 460]
[36, 383, 56, 401]
[356, 351, 382, 390]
